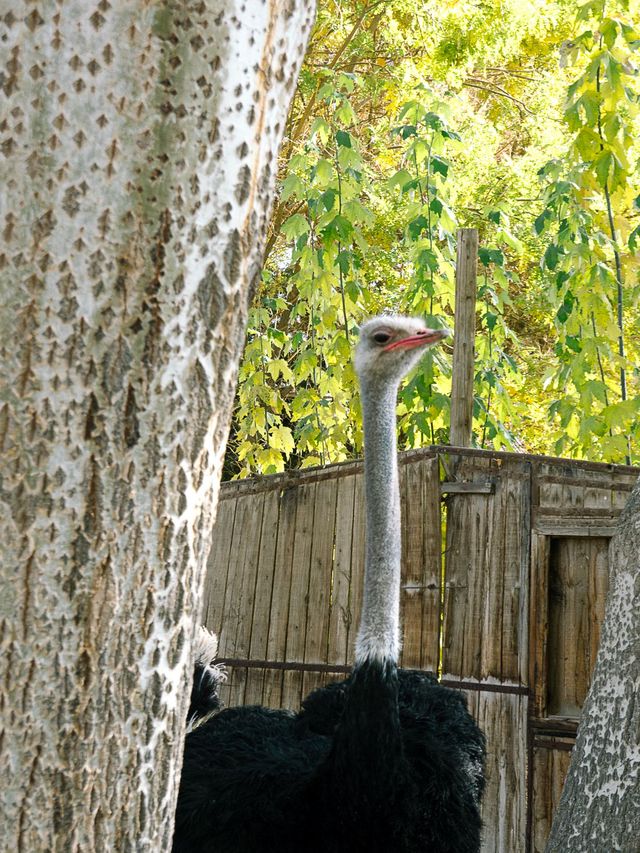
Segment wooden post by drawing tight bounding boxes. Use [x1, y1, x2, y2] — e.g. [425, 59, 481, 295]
[450, 228, 478, 447]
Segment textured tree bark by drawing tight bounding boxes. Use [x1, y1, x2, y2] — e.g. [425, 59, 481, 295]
[545, 477, 640, 852]
[0, 1, 315, 849]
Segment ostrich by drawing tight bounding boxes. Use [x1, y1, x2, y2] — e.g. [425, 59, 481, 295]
[173, 315, 485, 853]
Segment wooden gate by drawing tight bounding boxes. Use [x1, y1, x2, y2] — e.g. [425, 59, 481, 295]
[202, 447, 637, 852]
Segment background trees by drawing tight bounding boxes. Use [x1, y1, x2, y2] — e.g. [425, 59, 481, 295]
[226, 0, 640, 478]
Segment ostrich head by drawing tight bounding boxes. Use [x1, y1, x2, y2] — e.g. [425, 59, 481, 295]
[355, 315, 449, 388]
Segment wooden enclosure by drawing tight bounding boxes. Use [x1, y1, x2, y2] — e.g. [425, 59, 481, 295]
[202, 446, 638, 853]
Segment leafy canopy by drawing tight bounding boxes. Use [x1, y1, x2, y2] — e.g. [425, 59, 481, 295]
[224, 0, 640, 478]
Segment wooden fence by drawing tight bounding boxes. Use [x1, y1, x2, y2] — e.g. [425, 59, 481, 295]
[202, 446, 638, 853]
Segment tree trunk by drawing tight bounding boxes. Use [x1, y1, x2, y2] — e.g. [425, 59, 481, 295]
[545, 476, 640, 852]
[0, 1, 315, 850]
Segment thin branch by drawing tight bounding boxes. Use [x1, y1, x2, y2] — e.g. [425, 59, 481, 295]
[463, 79, 534, 116]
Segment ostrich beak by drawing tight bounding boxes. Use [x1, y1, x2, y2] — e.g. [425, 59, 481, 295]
[383, 328, 449, 352]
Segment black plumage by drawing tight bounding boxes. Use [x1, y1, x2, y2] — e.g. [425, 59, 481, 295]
[174, 660, 484, 853]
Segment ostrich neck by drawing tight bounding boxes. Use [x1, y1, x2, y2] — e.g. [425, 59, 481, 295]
[355, 380, 401, 665]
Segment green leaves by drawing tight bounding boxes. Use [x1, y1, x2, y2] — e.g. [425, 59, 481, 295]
[534, 0, 640, 463]
[227, 0, 640, 477]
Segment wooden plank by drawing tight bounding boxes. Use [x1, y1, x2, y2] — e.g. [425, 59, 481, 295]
[219, 492, 265, 704]
[264, 486, 300, 707]
[202, 496, 238, 633]
[422, 456, 442, 672]
[400, 457, 440, 670]
[450, 227, 478, 448]
[441, 481, 495, 494]
[534, 520, 617, 537]
[282, 481, 317, 709]
[398, 462, 422, 668]
[280, 669, 305, 712]
[531, 743, 573, 853]
[302, 477, 338, 697]
[442, 456, 491, 680]
[328, 474, 357, 666]
[220, 665, 249, 710]
[442, 455, 530, 683]
[347, 473, 366, 663]
[455, 688, 527, 853]
[547, 536, 609, 716]
[217, 493, 263, 658]
[243, 489, 281, 705]
[530, 531, 550, 718]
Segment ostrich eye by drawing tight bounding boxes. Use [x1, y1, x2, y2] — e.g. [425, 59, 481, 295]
[372, 331, 391, 345]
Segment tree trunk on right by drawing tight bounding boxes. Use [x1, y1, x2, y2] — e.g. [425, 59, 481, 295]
[545, 477, 640, 852]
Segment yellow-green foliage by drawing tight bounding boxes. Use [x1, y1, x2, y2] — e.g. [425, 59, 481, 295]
[225, 0, 640, 478]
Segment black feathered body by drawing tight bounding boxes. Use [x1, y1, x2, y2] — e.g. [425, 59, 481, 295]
[173, 662, 485, 853]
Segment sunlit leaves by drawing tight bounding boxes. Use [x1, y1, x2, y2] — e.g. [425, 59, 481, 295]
[226, 0, 640, 477]
[533, 0, 640, 463]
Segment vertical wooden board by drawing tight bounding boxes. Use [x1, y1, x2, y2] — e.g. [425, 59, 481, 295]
[304, 477, 338, 666]
[301, 669, 327, 702]
[218, 673, 231, 709]
[261, 668, 285, 710]
[240, 490, 281, 707]
[220, 666, 248, 710]
[328, 474, 357, 666]
[499, 463, 530, 683]
[400, 459, 424, 669]
[217, 493, 264, 663]
[443, 456, 529, 683]
[248, 489, 280, 659]
[442, 456, 492, 679]
[263, 487, 299, 708]
[547, 536, 609, 716]
[281, 669, 306, 711]
[347, 473, 366, 663]
[531, 744, 572, 853]
[242, 669, 267, 706]
[530, 532, 551, 718]
[283, 482, 317, 709]
[460, 690, 527, 853]
[421, 456, 443, 672]
[202, 496, 238, 633]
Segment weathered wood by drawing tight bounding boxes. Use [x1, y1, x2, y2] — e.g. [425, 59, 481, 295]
[203, 496, 238, 632]
[547, 537, 609, 717]
[422, 457, 444, 671]
[441, 481, 495, 494]
[530, 531, 551, 718]
[442, 454, 530, 683]
[531, 744, 572, 853]
[217, 493, 265, 705]
[244, 490, 281, 704]
[263, 487, 300, 707]
[460, 689, 528, 853]
[400, 457, 441, 669]
[302, 478, 339, 697]
[328, 474, 357, 665]
[450, 228, 479, 448]
[347, 473, 366, 662]
[282, 482, 317, 709]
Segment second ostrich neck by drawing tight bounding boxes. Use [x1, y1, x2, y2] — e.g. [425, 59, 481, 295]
[356, 381, 402, 665]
